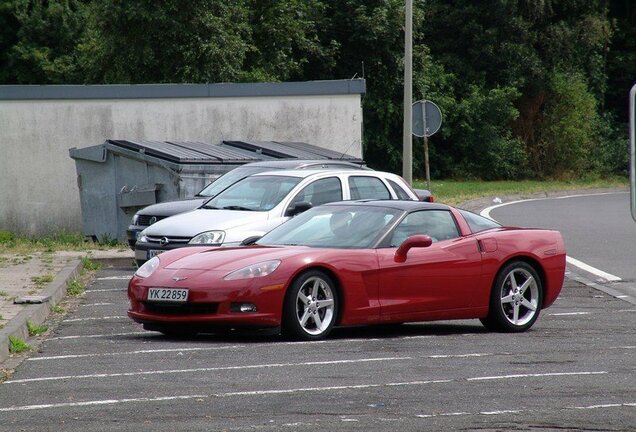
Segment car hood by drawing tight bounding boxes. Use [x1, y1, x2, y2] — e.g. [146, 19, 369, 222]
[137, 198, 207, 217]
[164, 246, 300, 272]
[143, 208, 271, 237]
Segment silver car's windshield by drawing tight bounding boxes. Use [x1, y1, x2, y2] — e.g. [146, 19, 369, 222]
[203, 175, 302, 211]
[198, 166, 271, 197]
[259, 205, 402, 249]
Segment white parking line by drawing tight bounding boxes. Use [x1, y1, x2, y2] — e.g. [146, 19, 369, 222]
[85, 288, 127, 292]
[4, 357, 411, 384]
[95, 276, 133, 280]
[549, 312, 592, 316]
[467, 371, 607, 381]
[63, 316, 128, 323]
[480, 194, 623, 283]
[0, 372, 616, 412]
[47, 331, 147, 340]
[27, 346, 246, 361]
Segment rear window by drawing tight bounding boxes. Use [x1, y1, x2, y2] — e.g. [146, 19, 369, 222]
[459, 209, 501, 233]
[349, 176, 391, 200]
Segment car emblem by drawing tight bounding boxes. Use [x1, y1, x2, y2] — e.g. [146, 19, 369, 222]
[160, 237, 170, 246]
[172, 276, 188, 282]
[149, 216, 157, 225]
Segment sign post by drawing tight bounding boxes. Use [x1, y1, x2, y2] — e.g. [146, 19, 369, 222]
[412, 100, 442, 191]
[630, 84, 636, 222]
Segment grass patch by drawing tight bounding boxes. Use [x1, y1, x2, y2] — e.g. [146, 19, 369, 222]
[26, 320, 48, 336]
[31, 274, 54, 287]
[0, 291, 8, 297]
[52, 303, 65, 314]
[414, 177, 628, 206]
[67, 278, 85, 297]
[81, 256, 101, 272]
[9, 336, 31, 354]
[0, 231, 126, 255]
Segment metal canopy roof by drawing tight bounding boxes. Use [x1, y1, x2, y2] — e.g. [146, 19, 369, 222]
[105, 139, 363, 165]
[223, 140, 362, 162]
[107, 140, 264, 164]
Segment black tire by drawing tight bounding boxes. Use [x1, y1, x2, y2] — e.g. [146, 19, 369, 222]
[480, 261, 543, 333]
[282, 270, 339, 341]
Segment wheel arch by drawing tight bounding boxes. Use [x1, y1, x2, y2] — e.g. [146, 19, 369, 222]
[283, 265, 344, 325]
[495, 255, 547, 305]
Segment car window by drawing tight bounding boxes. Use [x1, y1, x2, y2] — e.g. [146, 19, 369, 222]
[290, 177, 343, 207]
[260, 205, 401, 249]
[458, 209, 501, 233]
[349, 176, 391, 200]
[389, 210, 460, 246]
[387, 179, 412, 200]
[204, 175, 302, 211]
[198, 166, 270, 197]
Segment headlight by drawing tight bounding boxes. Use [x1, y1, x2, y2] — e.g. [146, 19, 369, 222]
[135, 256, 160, 278]
[131, 214, 139, 225]
[224, 260, 281, 280]
[189, 230, 225, 245]
[137, 229, 149, 243]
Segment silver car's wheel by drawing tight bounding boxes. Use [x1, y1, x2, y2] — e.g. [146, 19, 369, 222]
[283, 270, 338, 340]
[481, 261, 543, 332]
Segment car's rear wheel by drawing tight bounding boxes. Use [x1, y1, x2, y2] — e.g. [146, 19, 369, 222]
[283, 270, 338, 341]
[480, 261, 542, 332]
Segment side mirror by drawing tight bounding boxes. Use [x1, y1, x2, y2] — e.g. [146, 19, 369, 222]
[240, 236, 262, 246]
[285, 201, 312, 217]
[394, 234, 433, 263]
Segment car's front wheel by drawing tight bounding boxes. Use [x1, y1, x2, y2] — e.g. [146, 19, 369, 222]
[480, 261, 543, 332]
[282, 270, 338, 341]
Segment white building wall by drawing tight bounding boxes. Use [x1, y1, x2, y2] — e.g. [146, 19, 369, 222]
[0, 81, 364, 236]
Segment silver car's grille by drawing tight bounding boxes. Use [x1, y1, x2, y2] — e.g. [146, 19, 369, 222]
[137, 215, 167, 227]
[144, 235, 191, 245]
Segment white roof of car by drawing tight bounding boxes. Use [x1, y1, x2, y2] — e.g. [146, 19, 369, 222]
[251, 169, 398, 179]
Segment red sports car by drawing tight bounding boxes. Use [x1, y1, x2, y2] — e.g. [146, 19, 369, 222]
[128, 200, 566, 340]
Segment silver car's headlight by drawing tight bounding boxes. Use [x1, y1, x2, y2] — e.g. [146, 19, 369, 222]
[189, 230, 225, 245]
[135, 256, 160, 278]
[131, 214, 139, 225]
[137, 229, 149, 243]
[224, 260, 281, 280]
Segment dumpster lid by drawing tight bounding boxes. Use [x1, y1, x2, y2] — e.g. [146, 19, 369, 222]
[223, 140, 363, 162]
[107, 140, 263, 164]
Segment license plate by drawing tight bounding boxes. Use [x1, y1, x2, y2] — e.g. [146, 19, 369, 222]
[147, 288, 188, 303]
[148, 250, 164, 259]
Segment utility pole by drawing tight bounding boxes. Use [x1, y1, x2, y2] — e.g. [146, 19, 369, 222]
[402, 0, 413, 184]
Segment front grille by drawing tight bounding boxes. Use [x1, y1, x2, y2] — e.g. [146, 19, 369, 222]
[143, 302, 219, 315]
[144, 235, 192, 245]
[138, 215, 166, 227]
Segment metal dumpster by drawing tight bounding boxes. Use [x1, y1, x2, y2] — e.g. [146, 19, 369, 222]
[69, 140, 266, 243]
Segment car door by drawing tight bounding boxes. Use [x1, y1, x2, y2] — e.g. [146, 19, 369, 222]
[376, 210, 484, 321]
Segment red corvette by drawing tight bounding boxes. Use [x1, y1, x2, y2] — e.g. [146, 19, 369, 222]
[128, 200, 566, 340]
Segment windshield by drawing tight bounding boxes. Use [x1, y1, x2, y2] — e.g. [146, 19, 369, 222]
[203, 175, 302, 211]
[198, 166, 271, 197]
[259, 205, 402, 248]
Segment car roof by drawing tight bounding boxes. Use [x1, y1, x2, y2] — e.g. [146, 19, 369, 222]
[324, 199, 451, 212]
[250, 168, 382, 179]
[242, 159, 368, 169]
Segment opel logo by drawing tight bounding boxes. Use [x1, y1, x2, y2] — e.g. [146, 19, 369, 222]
[149, 216, 157, 225]
[160, 237, 170, 246]
[172, 276, 188, 282]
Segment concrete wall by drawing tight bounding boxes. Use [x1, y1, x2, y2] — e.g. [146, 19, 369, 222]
[0, 80, 365, 236]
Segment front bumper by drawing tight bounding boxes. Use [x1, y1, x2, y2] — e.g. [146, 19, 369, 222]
[127, 274, 285, 328]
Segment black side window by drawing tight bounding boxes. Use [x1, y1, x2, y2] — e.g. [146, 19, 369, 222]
[291, 177, 343, 207]
[349, 176, 391, 200]
[387, 179, 412, 200]
[389, 210, 460, 246]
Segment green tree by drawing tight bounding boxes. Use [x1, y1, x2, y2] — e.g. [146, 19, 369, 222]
[2, 0, 88, 84]
[78, 0, 251, 83]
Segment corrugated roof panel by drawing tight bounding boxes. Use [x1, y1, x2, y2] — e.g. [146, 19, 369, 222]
[168, 141, 264, 163]
[275, 141, 361, 161]
[222, 140, 320, 159]
[109, 139, 216, 163]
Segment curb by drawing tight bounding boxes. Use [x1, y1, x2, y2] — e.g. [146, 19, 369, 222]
[0, 256, 135, 365]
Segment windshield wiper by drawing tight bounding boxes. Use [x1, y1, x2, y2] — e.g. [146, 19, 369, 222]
[202, 204, 219, 209]
[222, 205, 253, 211]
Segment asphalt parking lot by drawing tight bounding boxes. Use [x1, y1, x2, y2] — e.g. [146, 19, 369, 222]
[0, 263, 634, 432]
